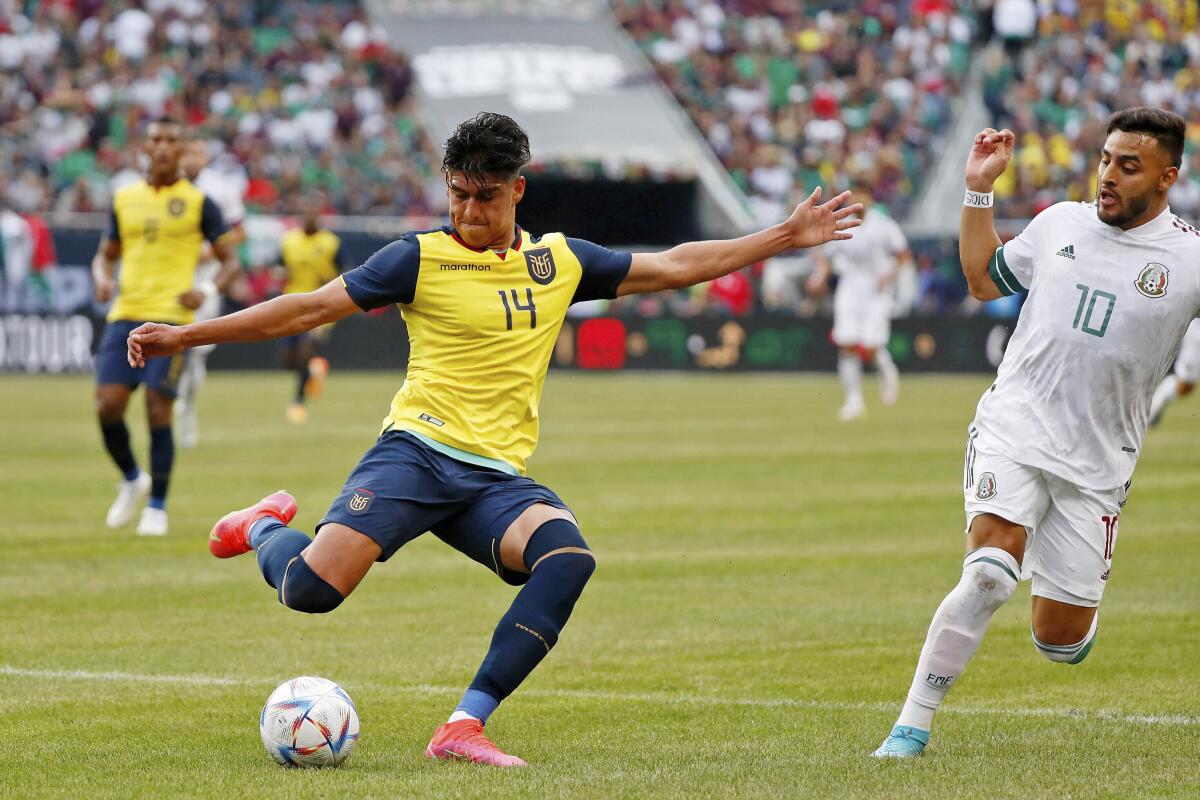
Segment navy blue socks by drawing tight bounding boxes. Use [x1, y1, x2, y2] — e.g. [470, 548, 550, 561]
[457, 519, 595, 724]
[147, 426, 173, 509]
[100, 420, 139, 480]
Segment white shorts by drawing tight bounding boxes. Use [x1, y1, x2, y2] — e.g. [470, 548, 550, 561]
[962, 428, 1128, 607]
[832, 289, 891, 349]
[1173, 319, 1200, 384]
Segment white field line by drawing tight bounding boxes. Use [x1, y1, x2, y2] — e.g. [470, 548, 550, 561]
[2, 665, 1196, 728]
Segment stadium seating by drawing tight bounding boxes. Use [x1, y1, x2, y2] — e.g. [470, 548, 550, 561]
[981, 0, 1200, 218]
[0, 0, 440, 217]
[613, 0, 975, 225]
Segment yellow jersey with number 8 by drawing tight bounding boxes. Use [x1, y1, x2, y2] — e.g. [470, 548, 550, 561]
[107, 179, 229, 324]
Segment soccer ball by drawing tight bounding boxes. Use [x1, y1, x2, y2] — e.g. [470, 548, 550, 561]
[259, 676, 360, 767]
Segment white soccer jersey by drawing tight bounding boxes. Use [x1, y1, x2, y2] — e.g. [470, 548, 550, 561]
[191, 167, 246, 298]
[1173, 318, 1200, 383]
[827, 206, 908, 297]
[974, 202, 1200, 489]
[195, 166, 246, 230]
[827, 207, 908, 347]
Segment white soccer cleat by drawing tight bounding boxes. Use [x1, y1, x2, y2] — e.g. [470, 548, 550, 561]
[106, 472, 151, 528]
[136, 506, 169, 536]
[838, 400, 866, 421]
[881, 382, 899, 407]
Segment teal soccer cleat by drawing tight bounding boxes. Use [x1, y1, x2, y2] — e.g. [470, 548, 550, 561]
[872, 725, 929, 758]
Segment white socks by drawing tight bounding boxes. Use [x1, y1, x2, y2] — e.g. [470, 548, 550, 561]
[875, 349, 899, 404]
[838, 352, 863, 408]
[895, 547, 1019, 732]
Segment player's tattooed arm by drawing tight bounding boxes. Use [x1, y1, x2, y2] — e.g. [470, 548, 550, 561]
[961, 127, 1014, 301]
[127, 278, 359, 366]
[618, 187, 862, 296]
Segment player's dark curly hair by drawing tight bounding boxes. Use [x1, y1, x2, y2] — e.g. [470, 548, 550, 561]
[1107, 107, 1185, 168]
[442, 112, 531, 182]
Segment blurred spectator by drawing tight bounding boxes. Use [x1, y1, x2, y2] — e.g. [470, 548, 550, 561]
[0, 194, 36, 302]
[705, 267, 753, 315]
[760, 253, 813, 313]
[0, 1, 441, 217]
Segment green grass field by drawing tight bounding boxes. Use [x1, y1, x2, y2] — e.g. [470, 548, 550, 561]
[2, 370, 1197, 799]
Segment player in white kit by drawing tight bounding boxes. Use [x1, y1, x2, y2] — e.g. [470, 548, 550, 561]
[175, 140, 246, 448]
[874, 108, 1200, 758]
[1148, 318, 1200, 425]
[806, 182, 911, 420]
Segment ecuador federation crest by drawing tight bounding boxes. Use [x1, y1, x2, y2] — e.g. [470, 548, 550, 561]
[975, 472, 997, 501]
[347, 487, 374, 514]
[1134, 262, 1168, 298]
[524, 248, 557, 286]
[168, 197, 186, 217]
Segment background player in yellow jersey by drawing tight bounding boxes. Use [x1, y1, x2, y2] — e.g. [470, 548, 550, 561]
[127, 113, 861, 764]
[92, 117, 240, 536]
[278, 195, 344, 424]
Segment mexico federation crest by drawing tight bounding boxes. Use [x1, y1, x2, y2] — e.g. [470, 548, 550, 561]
[975, 472, 997, 501]
[347, 487, 374, 514]
[168, 197, 186, 217]
[524, 248, 557, 285]
[1134, 262, 1168, 298]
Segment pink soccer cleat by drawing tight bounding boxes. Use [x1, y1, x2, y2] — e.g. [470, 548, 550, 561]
[425, 719, 527, 767]
[208, 490, 297, 558]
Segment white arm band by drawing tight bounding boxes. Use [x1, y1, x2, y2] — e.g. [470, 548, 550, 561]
[964, 189, 994, 208]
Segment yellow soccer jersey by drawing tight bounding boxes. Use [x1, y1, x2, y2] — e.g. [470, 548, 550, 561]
[281, 228, 343, 294]
[341, 226, 631, 474]
[107, 179, 229, 324]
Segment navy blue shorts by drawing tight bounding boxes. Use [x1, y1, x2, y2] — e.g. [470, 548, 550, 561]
[95, 320, 185, 396]
[319, 431, 572, 584]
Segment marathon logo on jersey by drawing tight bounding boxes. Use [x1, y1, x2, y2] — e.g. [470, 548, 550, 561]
[1134, 262, 1169, 298]
[440, 263, 491, 271]
[168, 198, 186, 216]
[524, 248, 557, 285]
[347, 487, 375, 514]
[975, 472, 997, 501]
[1056, 244, 1076, 259]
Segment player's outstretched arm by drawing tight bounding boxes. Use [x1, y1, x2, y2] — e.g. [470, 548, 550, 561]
[616, 187, 862, 296]
[127, 278, 358, 367]
[961, 128, 1014, 301]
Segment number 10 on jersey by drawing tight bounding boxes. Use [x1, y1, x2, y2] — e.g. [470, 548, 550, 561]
[1072, 284, 1116, 338]
[498, 289, 537, 330]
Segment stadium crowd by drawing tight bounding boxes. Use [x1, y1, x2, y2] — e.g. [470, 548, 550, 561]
[4, 0, 1200, 320]
[979, 0, 1200, 218]
[614, 0, 974, 225]
[0, 0, 441, 218]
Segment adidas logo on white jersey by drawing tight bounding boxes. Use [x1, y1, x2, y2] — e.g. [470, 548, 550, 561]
[1056, 244, 1076, 259]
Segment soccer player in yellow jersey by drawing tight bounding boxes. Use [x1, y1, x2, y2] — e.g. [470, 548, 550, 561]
[128, 113, 861, 764]
[92, 117, 240, 536]
[279, 195, 344, 424]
